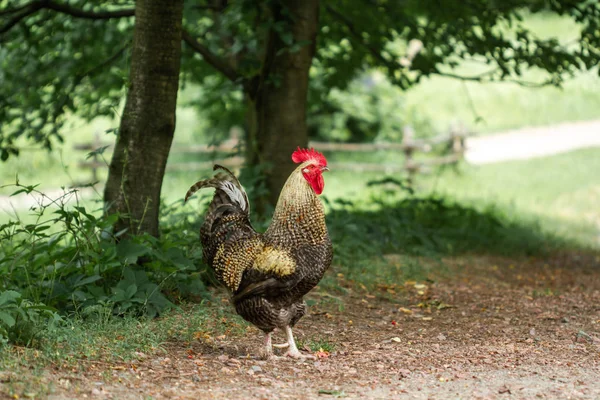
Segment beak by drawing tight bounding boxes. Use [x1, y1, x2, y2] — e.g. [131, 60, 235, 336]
[320, 166, 330, 172]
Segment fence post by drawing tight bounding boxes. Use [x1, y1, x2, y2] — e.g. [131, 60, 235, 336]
[451, 123, 465, 159]
[91, 131, 101, 184]
[402, 125, 416, 187]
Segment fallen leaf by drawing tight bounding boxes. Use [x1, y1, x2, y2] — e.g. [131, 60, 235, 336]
[315, 348, 330, 358]
[436, 302, 454, 310]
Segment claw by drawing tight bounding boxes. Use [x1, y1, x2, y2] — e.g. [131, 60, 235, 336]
[284, 348, 316, 359]
[281, 325, 315, 359]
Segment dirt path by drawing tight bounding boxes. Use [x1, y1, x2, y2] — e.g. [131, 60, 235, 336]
[21, 252, 599, 400]
[465, 119, 600, 164]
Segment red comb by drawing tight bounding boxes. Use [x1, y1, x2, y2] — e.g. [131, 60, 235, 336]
[292, 147, 327, 166]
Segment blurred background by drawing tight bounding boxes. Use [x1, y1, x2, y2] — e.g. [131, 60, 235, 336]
[2, 9, 599, 249]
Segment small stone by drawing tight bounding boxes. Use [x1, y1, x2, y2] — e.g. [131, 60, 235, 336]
[251, 365, 263, 373]
[258, 378, 271, 386]
[561, 317, 569, 323]
[437, 333, 447, 341]
[498, 385, 511, 394]
[398, 369, 411, 379]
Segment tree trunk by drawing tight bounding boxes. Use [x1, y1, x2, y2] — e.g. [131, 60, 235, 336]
[245, 0, 320, 208]
[104, 0, 184, 237]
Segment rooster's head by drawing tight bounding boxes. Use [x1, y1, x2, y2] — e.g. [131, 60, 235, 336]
[292, 147, 329, 195]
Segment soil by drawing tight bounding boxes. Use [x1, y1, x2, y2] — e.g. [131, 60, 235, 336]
[6, 252, 598, 400]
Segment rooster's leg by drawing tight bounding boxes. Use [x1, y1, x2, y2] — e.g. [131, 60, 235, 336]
[283, 326, 315, 359]
[261, 331, 274, 359]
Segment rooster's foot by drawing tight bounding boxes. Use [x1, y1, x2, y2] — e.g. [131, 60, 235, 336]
[283, 348, 316, 360]
[280, 325, 316, 359]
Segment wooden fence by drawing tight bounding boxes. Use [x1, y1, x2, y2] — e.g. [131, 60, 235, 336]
[74, 126, 468, 186]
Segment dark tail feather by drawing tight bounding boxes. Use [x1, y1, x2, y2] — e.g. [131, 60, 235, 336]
[184, 164, 249, 213]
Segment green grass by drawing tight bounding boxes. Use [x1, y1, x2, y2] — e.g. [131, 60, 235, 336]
[419, 147, 600, 249]
[0, 301, 247, 399]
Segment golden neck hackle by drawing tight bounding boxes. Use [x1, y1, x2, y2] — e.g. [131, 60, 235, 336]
[268, 161, 328, 241]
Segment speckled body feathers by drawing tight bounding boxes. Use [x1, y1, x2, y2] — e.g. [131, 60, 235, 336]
[186, 164, 332, 333]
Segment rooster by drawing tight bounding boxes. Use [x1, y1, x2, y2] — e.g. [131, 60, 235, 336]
[185, 148, 332, 359]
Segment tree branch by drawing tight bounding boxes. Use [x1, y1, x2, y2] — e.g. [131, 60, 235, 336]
[1, 0, 134, 35]
[181, 29, 240, 82]
[326, 5, 553, 89]
[2, 1, 242, 85]
[44, 1, 134, 19]
[0, 2, 43, 35]
[0, 1, 35, 16]
[436, 71, 551, 88]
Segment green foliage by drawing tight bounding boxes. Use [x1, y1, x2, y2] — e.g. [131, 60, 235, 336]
[0, 1, 133, 157]
[301, 337, 336, 353]
[0, 182, 208, 331]
[2, 0, 599, 156]
[0, 290, 62, 347]
[308, 72, 435, 142]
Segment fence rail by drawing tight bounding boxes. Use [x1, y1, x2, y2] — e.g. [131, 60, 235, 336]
[74, 127, 469, 186]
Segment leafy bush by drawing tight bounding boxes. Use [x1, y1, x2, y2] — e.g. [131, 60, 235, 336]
[0, 290, 62, 347]
[0, 182, 208, 326]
